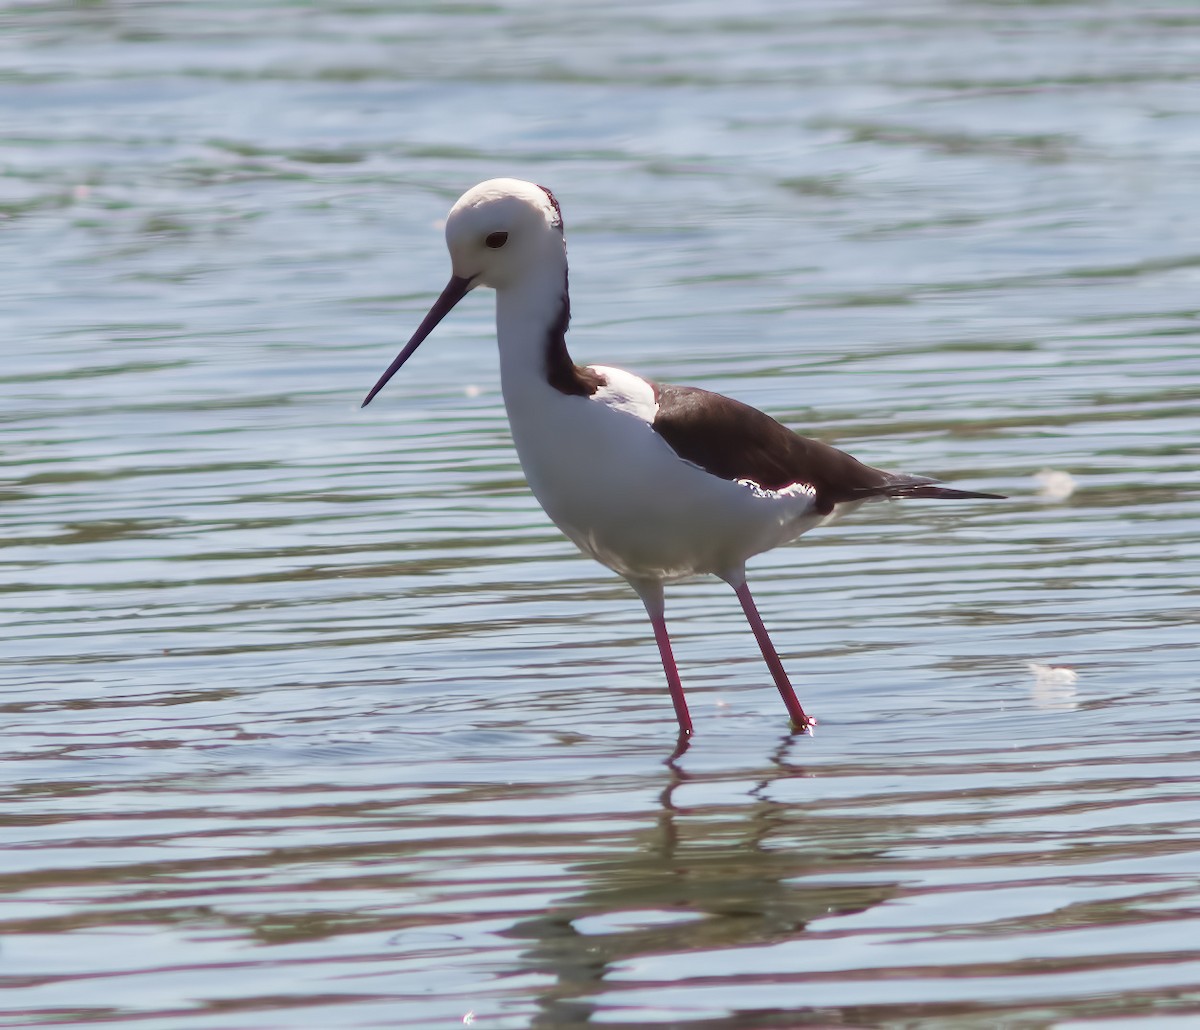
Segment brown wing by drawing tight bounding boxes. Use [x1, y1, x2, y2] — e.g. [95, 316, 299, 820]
[650, 384, 1003, 513]
[650, 384, 890, 513]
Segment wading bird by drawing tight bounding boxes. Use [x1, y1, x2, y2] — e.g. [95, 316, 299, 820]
[363, 179, 1002, 736]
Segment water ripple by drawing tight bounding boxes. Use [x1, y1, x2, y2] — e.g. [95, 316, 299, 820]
[2, 0, 1199, 1026]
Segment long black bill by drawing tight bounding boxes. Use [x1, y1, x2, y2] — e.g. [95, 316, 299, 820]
[361, 275, 474, 407]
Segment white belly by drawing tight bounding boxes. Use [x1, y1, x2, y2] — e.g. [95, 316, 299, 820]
[503, 379, 822, 582]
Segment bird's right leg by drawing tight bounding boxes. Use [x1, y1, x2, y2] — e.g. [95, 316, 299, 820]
[630, 578, 693, 737]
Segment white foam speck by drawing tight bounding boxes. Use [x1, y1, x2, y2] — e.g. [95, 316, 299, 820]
[1027, 662, 1079, 711]
[1034, 468, 1077, 500]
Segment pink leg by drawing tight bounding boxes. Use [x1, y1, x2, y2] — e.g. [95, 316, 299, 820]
[633, 580, 693, 736]
[650, 612, 693, 736]
[734, 581, 815, 733]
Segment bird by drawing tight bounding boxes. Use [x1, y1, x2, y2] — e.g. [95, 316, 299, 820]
[363, 178, 1003, 738]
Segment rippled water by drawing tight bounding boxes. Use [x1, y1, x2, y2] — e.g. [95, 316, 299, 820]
[3, 2, 1199, 1026]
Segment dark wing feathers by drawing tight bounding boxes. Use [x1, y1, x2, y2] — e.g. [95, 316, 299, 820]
[650, 384, 1002, 513]
[860, 477, 1006, 502]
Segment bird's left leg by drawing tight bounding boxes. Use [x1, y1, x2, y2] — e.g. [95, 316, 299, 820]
[720, 568, 815, 733]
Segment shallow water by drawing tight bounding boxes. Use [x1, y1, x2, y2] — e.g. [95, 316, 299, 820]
[2, 1, 1199, 1026]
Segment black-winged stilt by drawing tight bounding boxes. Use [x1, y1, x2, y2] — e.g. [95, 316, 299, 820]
[363, 178, 1003, 737]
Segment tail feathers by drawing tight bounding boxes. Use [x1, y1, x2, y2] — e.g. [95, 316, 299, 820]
[847, 473, 1005, 502]
[888, 483, 1006, 501]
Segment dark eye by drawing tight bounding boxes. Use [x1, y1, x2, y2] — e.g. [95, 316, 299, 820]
[484, 231, 508, 249]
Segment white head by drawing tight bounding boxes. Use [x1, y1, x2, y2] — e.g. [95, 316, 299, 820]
[444, 178, 565, 290]
[362, 178, 567, 406]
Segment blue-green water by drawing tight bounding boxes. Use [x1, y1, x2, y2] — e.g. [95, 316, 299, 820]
[2, 2, 1199, 1026]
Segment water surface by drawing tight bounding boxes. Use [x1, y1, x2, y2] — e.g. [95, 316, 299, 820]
[2, 1, 1199, 1026]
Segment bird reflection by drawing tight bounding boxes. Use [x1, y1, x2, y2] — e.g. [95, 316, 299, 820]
[502, 731, 898, 1026]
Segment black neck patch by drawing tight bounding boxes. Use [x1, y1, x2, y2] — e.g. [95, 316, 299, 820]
[532, 186, 599, 395]
[544, 268, 604, 396]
